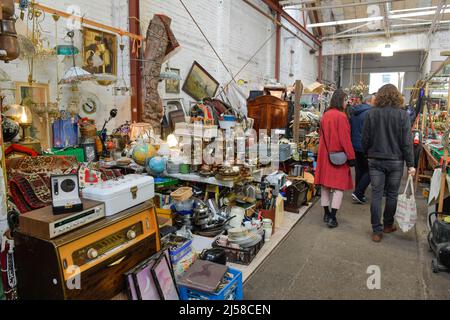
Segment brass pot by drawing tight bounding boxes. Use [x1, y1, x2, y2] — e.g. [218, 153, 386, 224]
[0, 34, 19, 62]
[0, 19, 17, 35]
[1, 0, 15, 20]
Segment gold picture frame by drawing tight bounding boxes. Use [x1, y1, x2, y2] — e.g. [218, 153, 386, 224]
[165, 68, 181, 94]
[15, 82, 50, 150]
[82, 27, 117, 77]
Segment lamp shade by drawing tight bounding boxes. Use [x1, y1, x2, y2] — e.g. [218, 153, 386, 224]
[60, 67, 94, 84]
[129, 123, 153, 141]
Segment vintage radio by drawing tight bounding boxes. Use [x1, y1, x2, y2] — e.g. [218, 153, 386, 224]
[82, 174, 155, 216]
[19, 199, 105, 239]
[14, 201, 160, 300]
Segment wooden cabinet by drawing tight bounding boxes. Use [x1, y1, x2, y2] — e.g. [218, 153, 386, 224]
[247, 95, 288, 132]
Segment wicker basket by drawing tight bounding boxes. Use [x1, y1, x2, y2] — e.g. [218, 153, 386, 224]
[80, 124, 97, 139]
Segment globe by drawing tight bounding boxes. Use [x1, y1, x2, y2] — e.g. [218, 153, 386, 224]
[131, 142, 157, 166]
[2, 117, 19, 142]
[147, 156, 167, 176]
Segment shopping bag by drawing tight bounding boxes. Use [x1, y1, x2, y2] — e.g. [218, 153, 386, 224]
[395, 176, 417, 233]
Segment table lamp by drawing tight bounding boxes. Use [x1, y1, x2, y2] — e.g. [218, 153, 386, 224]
[5, 104, 32, 140]
[17, 105, 33, 142]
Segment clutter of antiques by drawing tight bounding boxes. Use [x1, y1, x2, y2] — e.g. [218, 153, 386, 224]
[0, 1, 327, 300]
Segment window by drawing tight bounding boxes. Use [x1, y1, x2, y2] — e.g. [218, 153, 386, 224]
[382, 74, 391, 84]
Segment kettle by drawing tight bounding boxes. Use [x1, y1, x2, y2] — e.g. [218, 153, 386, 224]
[199, 248, 227, 265]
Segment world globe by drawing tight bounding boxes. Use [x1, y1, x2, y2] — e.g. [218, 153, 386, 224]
[146, 156, 167, 176]
[131, 142, 157, 166]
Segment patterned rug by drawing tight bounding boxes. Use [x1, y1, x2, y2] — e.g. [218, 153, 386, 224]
[9, 172, 52, 214]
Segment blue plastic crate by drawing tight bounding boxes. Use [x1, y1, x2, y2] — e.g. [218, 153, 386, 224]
[178, 267, 243, 301]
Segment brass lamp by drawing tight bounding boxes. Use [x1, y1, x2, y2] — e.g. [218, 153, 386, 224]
[4, 104, 41, 152]
[16, 105, 33, 142]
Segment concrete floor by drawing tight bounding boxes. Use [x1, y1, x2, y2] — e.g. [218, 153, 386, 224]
[244, 184, 450, 300]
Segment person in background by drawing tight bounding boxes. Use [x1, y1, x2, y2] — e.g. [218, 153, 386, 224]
[350, 94, 374, 204]
[315, 89, 356, 228]
[346, 94, 362, 118]
[361, 84, 415, 243]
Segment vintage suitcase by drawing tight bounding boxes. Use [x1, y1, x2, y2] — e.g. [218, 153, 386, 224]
[82, 175, 155, 216]
[14, 201, 160, 300]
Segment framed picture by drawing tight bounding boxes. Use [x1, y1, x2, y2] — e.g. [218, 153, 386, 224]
[133, 259, 161, 300]
[82, 143, 97, 162]
[151, 253, 179, 300]
[165, 68, 181, 94]
[82, 27, 117, 76]
[15, 82, 50, 150]
[182, 61, 219, 101]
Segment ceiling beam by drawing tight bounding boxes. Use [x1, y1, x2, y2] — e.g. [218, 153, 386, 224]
[321, 24, 450, 40]
[308, 7, 450, 27]
[260, 0, 322, 47]
[241, 0, 316, 49]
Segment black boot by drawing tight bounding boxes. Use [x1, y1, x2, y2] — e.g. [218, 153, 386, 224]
[327, 209, 339, 228]
[323, 206, 331, 223]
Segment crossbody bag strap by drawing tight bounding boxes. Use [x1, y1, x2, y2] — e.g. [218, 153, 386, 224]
[320, 125, 330, 154]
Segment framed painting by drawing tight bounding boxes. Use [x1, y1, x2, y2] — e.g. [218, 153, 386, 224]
[182, 61, 219, 101]
[82, 27, 117, 76]
[15, 82, 50, 150]
[165, 68, 181, 94]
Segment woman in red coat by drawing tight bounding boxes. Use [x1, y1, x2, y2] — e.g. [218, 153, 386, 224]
[315, 89, 355, 228]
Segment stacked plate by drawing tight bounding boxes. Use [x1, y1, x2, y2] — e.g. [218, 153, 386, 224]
[228, 227, 262, 248]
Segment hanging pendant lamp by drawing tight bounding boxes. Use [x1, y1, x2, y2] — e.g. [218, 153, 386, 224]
[59, 31, 94, 84]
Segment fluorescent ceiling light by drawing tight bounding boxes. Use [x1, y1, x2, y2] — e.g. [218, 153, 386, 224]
[308, 16, 383, 28]
[390, 9, 450, 19]
[307, 7, 450, 28]
[389, 6, 438, 13]
[381, 44, 394, 57]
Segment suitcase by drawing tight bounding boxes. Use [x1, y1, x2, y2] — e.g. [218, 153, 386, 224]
[82, 174, 155, 216]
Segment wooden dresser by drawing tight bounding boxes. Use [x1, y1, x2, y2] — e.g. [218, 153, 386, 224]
[247, 95, 289, 132]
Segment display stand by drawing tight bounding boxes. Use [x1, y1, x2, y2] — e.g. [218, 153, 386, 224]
[438, 67, 450, 215]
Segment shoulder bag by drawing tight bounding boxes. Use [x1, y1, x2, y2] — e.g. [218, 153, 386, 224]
[320, 126, 347, 166]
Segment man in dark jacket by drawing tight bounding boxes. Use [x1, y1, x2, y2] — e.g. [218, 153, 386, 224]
[361, 84, 415, 243]
[350, 95, 373, 204]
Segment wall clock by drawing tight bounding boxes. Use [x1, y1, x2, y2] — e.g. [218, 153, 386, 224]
[81, 93, 100, 115]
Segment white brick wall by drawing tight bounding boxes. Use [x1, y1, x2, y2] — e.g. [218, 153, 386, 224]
[1, 0, 131, 132]
[140, 0, 318, 104]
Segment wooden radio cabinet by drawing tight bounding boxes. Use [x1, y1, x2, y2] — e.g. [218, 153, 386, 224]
[247, 95, 288, 132]
[14, 201, 160, 300]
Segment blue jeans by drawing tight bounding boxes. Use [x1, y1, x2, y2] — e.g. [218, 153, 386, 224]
[368, 159, 404, 234]
[354, 151, 371, 199]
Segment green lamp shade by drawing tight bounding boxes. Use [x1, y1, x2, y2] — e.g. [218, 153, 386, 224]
[56, 45, 79, 56]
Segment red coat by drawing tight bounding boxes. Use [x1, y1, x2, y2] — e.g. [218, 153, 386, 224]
[314, 108, 355, 191]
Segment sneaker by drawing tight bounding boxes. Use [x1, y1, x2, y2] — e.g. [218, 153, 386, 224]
[352, 193, 366, 204]
[327, 218, 338, 228]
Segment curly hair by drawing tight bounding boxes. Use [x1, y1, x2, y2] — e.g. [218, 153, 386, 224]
[375, 84, 403, 108]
